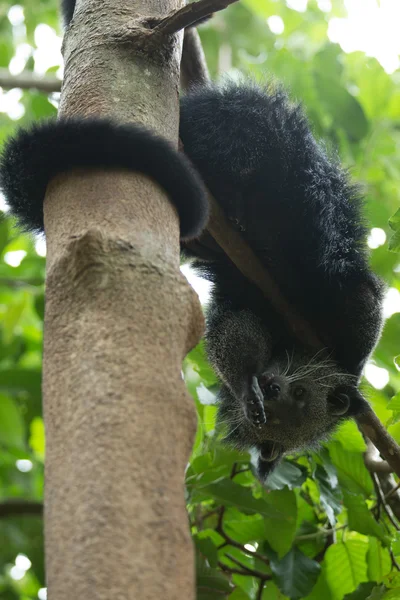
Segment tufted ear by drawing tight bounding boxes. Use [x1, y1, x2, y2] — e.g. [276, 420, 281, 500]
[254, 441, 283, 482]
[328, 385, 370, 417]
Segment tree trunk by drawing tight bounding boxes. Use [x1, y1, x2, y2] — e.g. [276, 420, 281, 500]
[42, 0, 203, 598]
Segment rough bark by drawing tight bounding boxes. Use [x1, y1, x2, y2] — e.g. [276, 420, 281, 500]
[43, 1, 203, 598]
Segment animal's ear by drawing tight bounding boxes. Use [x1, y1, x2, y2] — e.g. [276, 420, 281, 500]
[255, 441, 283, 482]
[328, 385, 370, 417]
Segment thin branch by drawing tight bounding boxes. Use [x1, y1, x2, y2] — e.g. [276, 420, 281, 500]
[234, 467, 251, 476]
[295, 524, 347, 542]
[225, 553, 271, 580]
[153, 0, 239, 35]
[216, 522, 270, 565]
[390, 548, 400, 571]
[218, 562, 254, 577]
[219, 560, 269, 580]
[385, 481, 400, 501]
[0, 68, 61, 92]
[256, 579, 265, 600]
[358, 411, 400, 480]
[207, 194, 322, 349]
[372, 472, 400, 531]
[0, 500, 43, 518]
[181, 12, 211, 86]
[0, 278, 44, 288]
[181, 28, 210, 89]
[364, 456, 392, 474]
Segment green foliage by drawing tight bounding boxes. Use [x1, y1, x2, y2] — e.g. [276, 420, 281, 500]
[0, 0, 399, 599]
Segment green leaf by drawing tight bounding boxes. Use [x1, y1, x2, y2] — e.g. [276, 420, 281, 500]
[343, 490, 389, 543]
[0, 393, 25, 449]
[224, 509, 266, 544]
[388, 231, 400, 253]
[34, 294, 45, 321]
[356, 59, 393, 119]
[328, 441, 373, 496]
[367, 538, 391, 583]
[325, 540, 369, 600]
[228, 589, 251, 599]
[264, 488, 297, 558]
[262, 581, 290, 599]
[391, 532, 400, 556]
[197, 562, 232, 596]
[389, 209, 400, 232]
[266, 461, 307, 491]
[332, 421, 367, 452]
[185, 341, 218, 388]
[29, 417, 45, 460]
[304, 568, 333, 600]
[0, 368, 42, 399]
[192, 479, 288, 520]
[315, 464, 343, 525]
[0, 218, 9, 255]
[27, 92, 57, 119]
[387, 392, 400, 412]
[2, 291, 28, 344]
[343, 582, 382, 600]
[388, 209, 400, 252]
[195, 535, 219, 568]
[383, 571, 400, 589]
[270, 548, 320, 600]
[382, 589, 400, 600]
[314, 74, 369, 141]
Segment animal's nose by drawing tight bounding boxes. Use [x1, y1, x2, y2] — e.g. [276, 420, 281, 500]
[259, 374, 281, 398]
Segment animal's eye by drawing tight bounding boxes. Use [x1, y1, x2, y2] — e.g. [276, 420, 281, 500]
[293, 386, 305, 397]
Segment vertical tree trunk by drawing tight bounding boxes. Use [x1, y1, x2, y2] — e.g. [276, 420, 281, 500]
[42, 1, 203, 598]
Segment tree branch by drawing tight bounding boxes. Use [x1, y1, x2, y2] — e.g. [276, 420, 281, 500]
[372, 472, 400, 531]
[179, 22, 400, 480]
[225, 553, 271, 580]
[206, 195, 322, 348]
[181, 28, 210, 89]
[153, 0, 239, 35]
[295, 524, 347, 542]
[219, 555, 271, 580]
[0, 500, 43, 518]
[257, 579, 265, 600]
[0, 68, 61, 92]
[358, 411, 400, 479]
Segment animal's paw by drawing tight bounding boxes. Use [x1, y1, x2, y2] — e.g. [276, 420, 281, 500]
[242, 376, 266, 428]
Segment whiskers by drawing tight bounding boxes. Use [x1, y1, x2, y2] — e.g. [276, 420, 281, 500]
[280, 348, 334, 382]
[215, 408, 247, 439]
[203, 406, 245, 433]
[277, 347, 357, 387]
[281, 348, 295, 378]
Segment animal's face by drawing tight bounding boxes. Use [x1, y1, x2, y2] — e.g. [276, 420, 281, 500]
[256, 351, 353, 451]
[217, 348, 365, 481]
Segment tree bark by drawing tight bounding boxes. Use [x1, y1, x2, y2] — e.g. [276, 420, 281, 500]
[43, 0, 203, 598]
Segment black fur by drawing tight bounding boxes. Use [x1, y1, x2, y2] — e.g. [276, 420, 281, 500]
[61, 0, 75, 26]
[179, 81, 384, 481]
[0, 119, 208, 240]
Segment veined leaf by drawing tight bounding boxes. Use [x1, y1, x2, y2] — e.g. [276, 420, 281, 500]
[325, 540, 369, 600]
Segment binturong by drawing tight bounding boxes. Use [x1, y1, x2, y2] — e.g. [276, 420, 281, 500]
[216, 345, 363, 481]
[180, 80, 385, 481]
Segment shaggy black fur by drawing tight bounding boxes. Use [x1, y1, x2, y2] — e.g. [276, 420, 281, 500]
[0, 119, 209, 240]
[180, 81, 383, 375]
[179, 81, 384, 480]
[61, 0, 74, 26]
